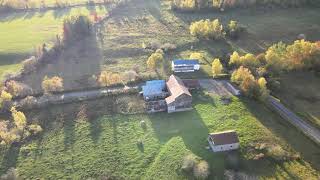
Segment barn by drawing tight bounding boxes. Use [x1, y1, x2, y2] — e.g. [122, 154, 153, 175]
[165, 75, 193, 113]
[208, 130, 240, 152]
[172, 59, 200, 73]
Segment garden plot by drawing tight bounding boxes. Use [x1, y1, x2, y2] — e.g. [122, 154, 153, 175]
[199, 79, 232, 96]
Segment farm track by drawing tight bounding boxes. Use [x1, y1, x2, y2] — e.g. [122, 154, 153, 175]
[268, 96, 320, 145]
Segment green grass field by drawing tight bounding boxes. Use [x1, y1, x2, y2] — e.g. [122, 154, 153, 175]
[1, 93, 319, 179]
[273, 72, 320, 129]
[0, 5, 108, 79]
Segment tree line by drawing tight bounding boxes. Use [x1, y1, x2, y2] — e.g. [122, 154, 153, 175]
[210, 40, 320, 100]
[172, 0, 320, 10]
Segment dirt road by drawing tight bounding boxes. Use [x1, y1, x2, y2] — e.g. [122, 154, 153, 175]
[268, 96, 320, 145]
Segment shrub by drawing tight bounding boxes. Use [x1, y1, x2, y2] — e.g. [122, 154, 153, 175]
[181, 154, 197, 173]
[0, 168, 19, 180]
[27, 124, 43, 135]
[6, 80, 33, 97]
[21, 56, 37, 74]
[227, 20, 241, 39]
[42, 76, 64, 94]
[193, 160, 210, 179]
[160, 43, 177, 52]
[140, 120, 147, 129]
[98, 71, 122, 87]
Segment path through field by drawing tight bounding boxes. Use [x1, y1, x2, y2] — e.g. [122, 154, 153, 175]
[268, 96, 320, 145]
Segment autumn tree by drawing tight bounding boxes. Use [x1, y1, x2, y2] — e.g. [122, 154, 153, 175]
[265, 41, 287, 73]
[190, 52, 205, 62]
[41, 76, 64, 94]
[190, 19, 225, 40]
[227, 20, 241, 38]
[229, 52, 260, 69]
[98, 71, 122, 87]
[212, 58, 223, 77]
[0, 90, 12, 110]
[147, 50, 164, 71]
[258, 77, 269, 101]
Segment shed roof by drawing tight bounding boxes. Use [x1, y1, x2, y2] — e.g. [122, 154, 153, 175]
[173, 59, 199, 65]
[165, 75, 191, 104]
[209, 130, 239, 145]
[142, 80, 166, 97]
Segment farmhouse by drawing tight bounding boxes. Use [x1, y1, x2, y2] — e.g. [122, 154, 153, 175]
[172, 59, 200, 73]
[166, 75, 193, 113]
[208, 130, 240, 152]
[142, 80, 168, 101]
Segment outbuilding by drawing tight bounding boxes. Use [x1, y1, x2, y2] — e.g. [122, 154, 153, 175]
[208, 130, 240, 152]
[172, 59, 200, 73]
[142, 80, 167, 101]
[165, 75, 193, 113]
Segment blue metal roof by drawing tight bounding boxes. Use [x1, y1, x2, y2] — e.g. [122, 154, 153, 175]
[142, 80, 166, 97]
[173, 59, 199, 65]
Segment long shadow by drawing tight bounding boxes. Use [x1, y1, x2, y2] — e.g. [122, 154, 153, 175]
[241, 97, 320, 171]
[19, 31, 102, 93]
[63, 113, 76, 150]
[0, 144, 21, 174]
[149, 94, 210, 160]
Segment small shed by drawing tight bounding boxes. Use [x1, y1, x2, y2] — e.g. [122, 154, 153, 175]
[142, 80, 167, 101]
[172, 59, 200, 73]
[208, 130, 240, 152]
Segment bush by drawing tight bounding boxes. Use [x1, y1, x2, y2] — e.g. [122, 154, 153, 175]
[98, 71, 122, 87]
[181, 154, 197, 173]
[193, 160, 210, 179]
[21, 56, 37, 74]
[42, 76, 64, 94]
[27, 124, 43, 136]
[160, 43, 177, 52]
[6, 80, 33, 97]
[0, 168, 19, 180]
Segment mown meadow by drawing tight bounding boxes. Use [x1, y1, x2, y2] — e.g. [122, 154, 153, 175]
[1, 93, 319, 179]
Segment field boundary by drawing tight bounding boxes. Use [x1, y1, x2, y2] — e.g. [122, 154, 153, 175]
[268, 96, 320, 146]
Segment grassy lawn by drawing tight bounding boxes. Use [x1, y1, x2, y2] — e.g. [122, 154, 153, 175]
[273, 72, 320, 129]
[0, 5, 108, 80]
[1, 93, 319, 179]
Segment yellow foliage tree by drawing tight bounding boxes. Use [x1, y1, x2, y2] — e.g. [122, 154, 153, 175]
[10, 107, 26, 131]
[190, 19, 225, 39]
[147, 51, 164, 70]
[190, 52, 205, 62]
[212, 58, 223, 77]
[229, 51, 241, 65]
[42, 76, 64, 94]
[98, 71, 122, 87]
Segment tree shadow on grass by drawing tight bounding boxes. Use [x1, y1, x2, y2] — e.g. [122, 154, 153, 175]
[241, 97, 320, 171]
[0, 144, 21, 174]
[149, 107, 210, 160]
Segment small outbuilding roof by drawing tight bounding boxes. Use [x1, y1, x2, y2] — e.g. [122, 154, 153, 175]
[165, 75, 191, 104]
[142, 80, 166, 97]
[173, 59, 199, 65]
[209, 130, 239, 145]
